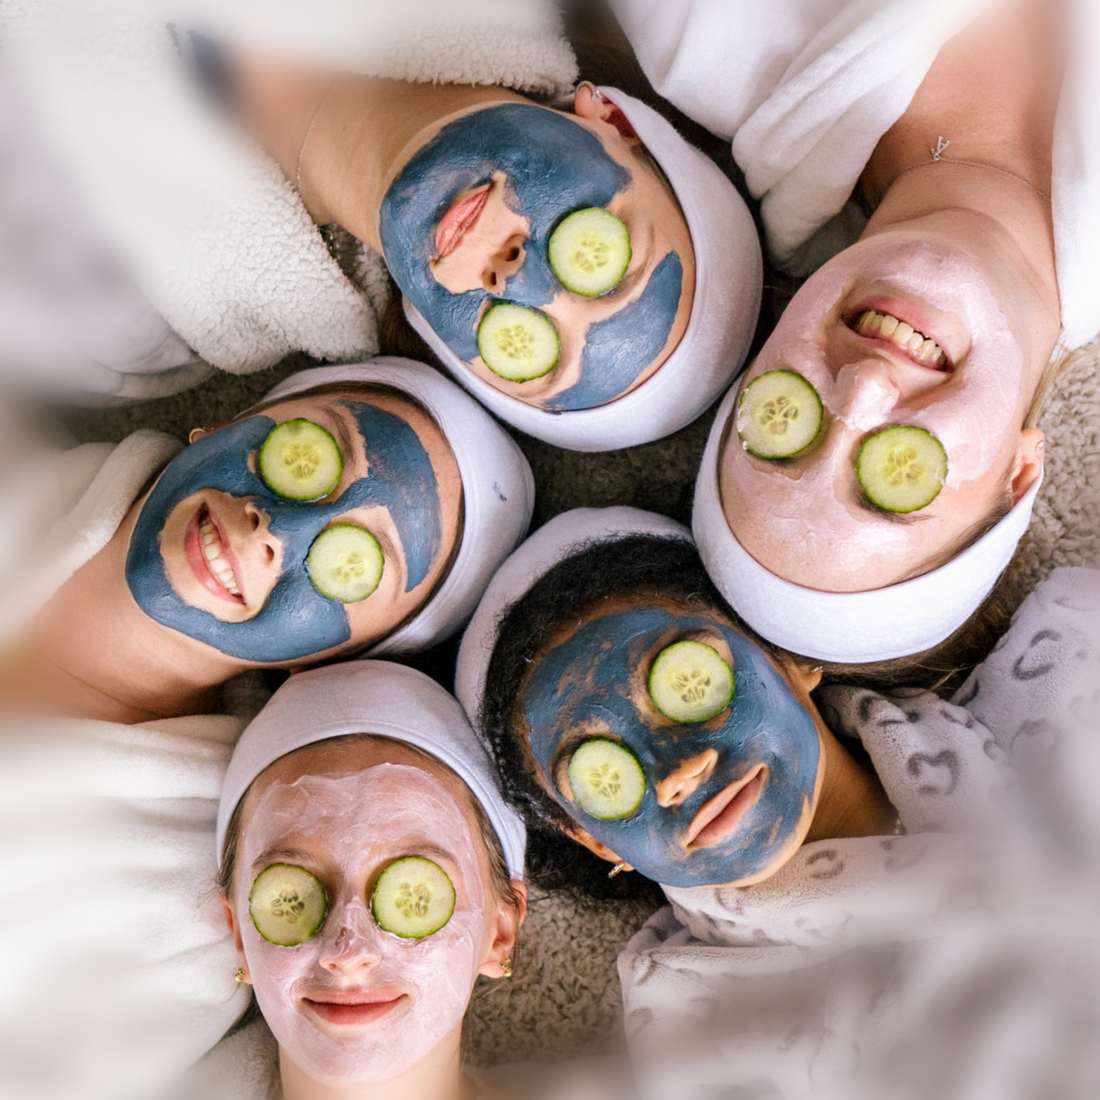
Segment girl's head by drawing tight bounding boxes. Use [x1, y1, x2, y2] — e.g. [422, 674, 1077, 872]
[217, 661, 525, 1086]
[458, 509, 836, 892]
[386, 86, 761, 450]
[123, 359, 533, 666]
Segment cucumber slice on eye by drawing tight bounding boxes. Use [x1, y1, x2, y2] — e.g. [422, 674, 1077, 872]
[307, 525, 384, 603]
[371, 857, 456, 940]
[249, 864, 328, 947]
[477, 302, 560, 382]
[736, 370, 824, 459]
[857, 426, 948, 514]
[566, 739, 646, 822]
[548, 207, 632, 297]
[648, 641, 735, 724]
[258, 419, 343, 501]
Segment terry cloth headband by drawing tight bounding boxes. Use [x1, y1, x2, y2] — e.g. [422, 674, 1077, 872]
[405, 86, 762, 452]
[259, 358, 534, 656]
[216, 660, 526, 878]
[693, 383, 1044, 664]
[456, 506, 690, 723]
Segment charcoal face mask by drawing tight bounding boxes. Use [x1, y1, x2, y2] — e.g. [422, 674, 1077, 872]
[522, 606, 821, 888]
[126, 402, 442, 663]
[380, 104, 683, 409]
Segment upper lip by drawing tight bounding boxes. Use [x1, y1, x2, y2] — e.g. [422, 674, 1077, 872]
[434, 184, 491, 261]
[188, 503, 247, 604]
[843, 296, 956, 372]
[683, 766, 767, 851]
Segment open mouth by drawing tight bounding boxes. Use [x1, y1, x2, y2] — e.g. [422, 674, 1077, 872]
[303, 991, 407, 1028]
[434, 183, 491, 261]
[184, 504, 245, 604]
[846, 305, 952, 371]
[683, 766, 767, 851]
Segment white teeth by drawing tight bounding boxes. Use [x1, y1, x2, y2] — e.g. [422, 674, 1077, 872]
[894, 321, 914, 344]
[854, 310, 947, 368]
[879, 314, 899, 337]
[197, 515, 241, 597]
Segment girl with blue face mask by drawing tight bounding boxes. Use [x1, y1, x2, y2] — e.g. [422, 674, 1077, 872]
[457, 510, 895, 894]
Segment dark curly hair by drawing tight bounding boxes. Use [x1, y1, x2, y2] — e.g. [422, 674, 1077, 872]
[478, 533, 780, 905]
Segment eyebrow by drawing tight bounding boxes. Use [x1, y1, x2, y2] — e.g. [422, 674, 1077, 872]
[325, 407, 359, 467]
[252, 846, 317, 871]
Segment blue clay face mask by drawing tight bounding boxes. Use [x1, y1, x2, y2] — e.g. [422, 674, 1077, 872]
[380, 104, 687, 411]
[125, 398, 445, 664]
[521, 605, 822, 888]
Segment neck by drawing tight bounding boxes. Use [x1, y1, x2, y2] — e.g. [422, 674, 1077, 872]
[806, 724, 897, 842]
[23, 510, 239, 723]
[278, 1027, 470, 1100]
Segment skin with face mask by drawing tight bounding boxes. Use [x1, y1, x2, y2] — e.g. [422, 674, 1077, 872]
[222, 738, 524, 1099]
[518, 593, 895, 889]
[229, 65, 695, 411]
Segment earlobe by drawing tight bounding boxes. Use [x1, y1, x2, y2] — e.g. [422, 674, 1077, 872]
[562, 821, 634, 871]
[1012, 428, 1045, 504]
[477, 880, 529, 980]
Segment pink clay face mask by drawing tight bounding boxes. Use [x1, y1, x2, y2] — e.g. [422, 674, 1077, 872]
[236, 764, 486, 1086]
[720, 233, 1025, 588]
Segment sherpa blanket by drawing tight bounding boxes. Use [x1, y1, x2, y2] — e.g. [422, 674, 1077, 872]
[0, 0, 576, 397]
[609, 0, 1100, 350]
[617, 569, 1100, 1100]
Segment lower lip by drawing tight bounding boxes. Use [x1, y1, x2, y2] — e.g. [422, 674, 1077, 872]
[435, 186, 490, 260]
[184, 507, 242, 604]
[304, 995, 406, 1027]
[688, 772, 766, 850]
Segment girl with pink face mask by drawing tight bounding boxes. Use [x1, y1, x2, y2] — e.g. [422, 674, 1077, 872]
[197, 660, 527, 1100]
[610, 0, 1098, 674]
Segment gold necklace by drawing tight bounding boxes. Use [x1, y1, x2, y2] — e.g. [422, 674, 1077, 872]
[893, 136, 1051, 203]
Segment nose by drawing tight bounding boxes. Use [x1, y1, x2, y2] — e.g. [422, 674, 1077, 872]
[318, 898, 383, 977]
[481, 234, 526, 294]
[654, 750, 719, 808]
[834, 359, 901, 432]
[244, 500, 280, 567]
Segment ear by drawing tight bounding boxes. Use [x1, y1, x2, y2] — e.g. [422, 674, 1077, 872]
[572, 83, 639, 144]
[1011, 428, 1045, 504]
[561, 821, 635, 873]
[477, 879, 529, 979]
[220, 892, 252, 984]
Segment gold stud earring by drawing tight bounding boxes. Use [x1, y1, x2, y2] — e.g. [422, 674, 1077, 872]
[188, 427, 208, 445]
[499, 958, 514, 979]
[234, 967, 246, 984]
[608, 862, 629, 879]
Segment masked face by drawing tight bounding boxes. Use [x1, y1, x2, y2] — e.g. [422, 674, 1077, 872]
[718, 231, 1041, 592]
[520, 599, 823, 888]
[380, 102, 693, 411]
[234, 744, 491, 1085]
[125, 391, 461, 663]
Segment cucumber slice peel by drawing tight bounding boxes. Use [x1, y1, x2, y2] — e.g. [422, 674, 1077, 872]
[371, 857, 456, 940]
[249, 864, 328, 947]
[477, 303, 560, 383]
[648, 641, 735, 724]
[736, 371, 823, 459]
[259, 419, 344, 501]
[566, 738, 646, 822]
[548, 207, 632, 297]
[307, 525, 384, 603]
[857, 426, 948, 514]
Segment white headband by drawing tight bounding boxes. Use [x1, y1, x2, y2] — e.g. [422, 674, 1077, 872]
[217, 660, 526, 878]
[693, 383, 1044, 664]
[456, 506, 690, 723]
[405, 87, 761, 452]
[259, 358, 534, 656]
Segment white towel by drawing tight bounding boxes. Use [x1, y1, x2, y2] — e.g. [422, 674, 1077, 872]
[609, 0, 1100, 350]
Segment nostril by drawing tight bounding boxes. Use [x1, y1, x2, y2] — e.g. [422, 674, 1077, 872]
[507, 246, 519, 262]
[264, 545, 275, 565]
[250, 511, 260, 531]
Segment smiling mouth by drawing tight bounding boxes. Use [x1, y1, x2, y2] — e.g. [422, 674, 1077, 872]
[184, 504, 245, 604]
[303, 991, 407, 1028]
[435, 184, 491, 261]
[683, 766, 767, 851]
[846, 306, 952, 371]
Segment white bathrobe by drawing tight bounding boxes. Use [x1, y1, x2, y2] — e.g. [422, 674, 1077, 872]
[618, 569, 1100, 1100]
[609, 0, 1100, 350]
[0, 413, 251, 1100]
[0, 0, 577, 401]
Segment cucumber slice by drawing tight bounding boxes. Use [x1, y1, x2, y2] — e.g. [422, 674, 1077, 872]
[371, 857, 455, 940]
[567, 739, 646, 822]
[736, 371, 823, 459]
[857, 426, 948, 514]
[249, 864, 328, 947]
[307, 525, 384, 603]
[548, 207, 632, 297]
[259, 419, 343, 501]
[477, 303, 560, 382]
[648, 641, 735, 724]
